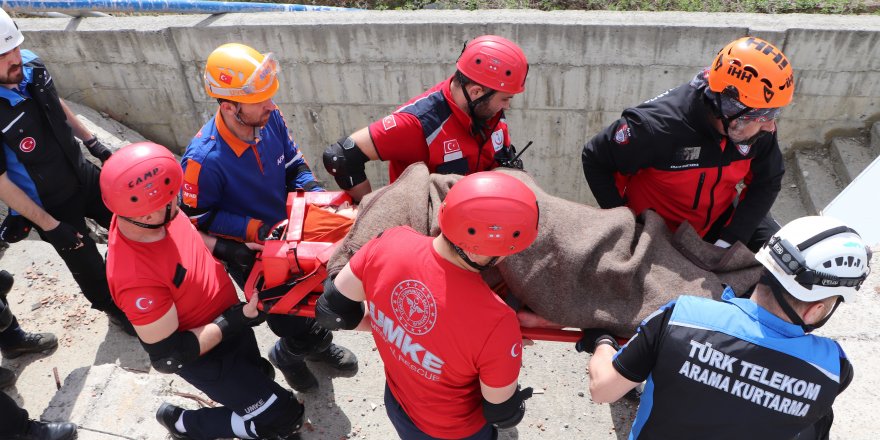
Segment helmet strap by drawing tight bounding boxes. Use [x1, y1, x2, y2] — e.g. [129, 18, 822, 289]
[761, 272, 841, 333]
[713, 93, 752, 137]
[231, 103, 263, 142]
[450, 241, 498, 272]
[455, 71, 495, 139]
[120, 202, 177, 230]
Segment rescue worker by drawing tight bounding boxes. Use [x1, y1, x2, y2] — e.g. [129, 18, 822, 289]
[582, 37, 794, 252]
[102, 143, 304, 440]
[317, 172, 537, 439]
[180, 43, 356, 393]
[323, 35, 529, 202]
[585, 216, 870, 439]
[0, 8, 131, 333]
[0, 270, 76, 440]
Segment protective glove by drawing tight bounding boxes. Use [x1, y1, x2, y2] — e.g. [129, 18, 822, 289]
[212, 238, 256, 273]
[43, 222, 83, 251]
[0, 213, 33, 243]
[575, 328, 620, 354]
[84, 137, 113, 163]
[213, 302, 266, 338]
[494, 144, 524, 170]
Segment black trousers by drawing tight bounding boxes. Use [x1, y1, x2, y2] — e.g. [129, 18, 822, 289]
[35, 165, 116, 312]
[175, 328, 300, 439]
[0, 391, 29, 436]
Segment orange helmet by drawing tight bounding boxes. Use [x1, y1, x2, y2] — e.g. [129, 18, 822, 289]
[438, 172, 538, 257]
[204, 43, 280, 104]
[100, 142, 183, 218]
[456, 35, 528, 95]
[708, 37, 794, 109]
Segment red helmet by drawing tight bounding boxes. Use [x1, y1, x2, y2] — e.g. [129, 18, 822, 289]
[438, 172, 538, 256]
[100, 142, 183, 218]
[456, 35, 528, 95]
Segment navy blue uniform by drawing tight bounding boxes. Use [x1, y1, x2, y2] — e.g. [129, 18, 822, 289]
[615, 288, 850, 440]
[0, 50, 116, 313]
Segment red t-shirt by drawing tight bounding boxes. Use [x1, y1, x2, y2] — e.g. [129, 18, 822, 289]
[106, 213, 238, 330]
[368, 76, 512, 182]
[349, 226, 522, 438]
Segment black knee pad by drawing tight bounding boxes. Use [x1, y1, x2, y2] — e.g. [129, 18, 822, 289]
[253, 389, 304, 438]
[322, 137, 369, 190]
[281, 322, 332, 355]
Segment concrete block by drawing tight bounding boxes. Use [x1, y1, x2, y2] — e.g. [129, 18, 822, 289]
[794, 69, 880, 98]
[792, 147, 843, 214]
[783, 29, 880, 72]
[830, 136, 877, 184]
[770, 164, 808, 227]
[872, 122, 880, 156]
[41, 364, 205, 440]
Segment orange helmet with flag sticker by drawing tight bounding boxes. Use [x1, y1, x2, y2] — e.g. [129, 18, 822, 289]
[708, 37, 794, 109]
[203, 43, 280, 104]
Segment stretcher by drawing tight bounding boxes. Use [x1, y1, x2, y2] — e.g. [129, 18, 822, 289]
[244, 190, 585, 343]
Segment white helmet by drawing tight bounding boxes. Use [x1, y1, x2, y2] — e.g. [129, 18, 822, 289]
[756, 216, 870, 303]
[0, 8, 23, 55]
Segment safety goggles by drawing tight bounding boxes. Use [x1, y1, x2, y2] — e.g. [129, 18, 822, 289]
[735, 107, 781, 123]
[766, 232, 867, 290]
[208, 53, 280, 98]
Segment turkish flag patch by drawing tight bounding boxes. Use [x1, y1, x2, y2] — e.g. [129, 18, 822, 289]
[19, 137, 35, 153]
[382, 115, 397, 131]
[218, 72, 233, 85]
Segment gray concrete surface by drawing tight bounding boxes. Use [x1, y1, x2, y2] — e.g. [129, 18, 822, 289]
[2, 229, 879, 439]
[15, 11, 880, 205]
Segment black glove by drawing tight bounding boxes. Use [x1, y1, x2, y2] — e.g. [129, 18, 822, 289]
[43, 222, 83, 251]
[84, 137, 112, 163]
[575, 328, 620, 354]
[213, 302, 266, 338]
[212, 238, 256, 273]
[0, 213, 33, 243]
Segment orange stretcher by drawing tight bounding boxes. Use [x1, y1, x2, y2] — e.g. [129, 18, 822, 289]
[244, 190, 584, 343]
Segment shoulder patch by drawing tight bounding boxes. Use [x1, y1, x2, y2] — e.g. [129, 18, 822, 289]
[614, 122, 631, 145]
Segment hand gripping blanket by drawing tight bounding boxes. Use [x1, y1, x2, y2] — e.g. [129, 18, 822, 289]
[327, 164, 762, 335]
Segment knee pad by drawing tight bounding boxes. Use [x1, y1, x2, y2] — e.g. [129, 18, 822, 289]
[322, 137, 369, 190]
[281, 322, 332, 356]
[253, 389, 304, 438]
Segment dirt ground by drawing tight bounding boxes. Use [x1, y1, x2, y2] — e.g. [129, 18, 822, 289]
[1, 239, 877, 439]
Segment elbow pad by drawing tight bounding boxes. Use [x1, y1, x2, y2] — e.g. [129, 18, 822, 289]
[141, 331, 201, 374]
[482, 385, 533, 429]
[322, 137, 369, 190]
[315, 277, 364, 330]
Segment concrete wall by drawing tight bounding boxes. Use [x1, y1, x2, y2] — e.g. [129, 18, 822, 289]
[18, 11, 880, 204]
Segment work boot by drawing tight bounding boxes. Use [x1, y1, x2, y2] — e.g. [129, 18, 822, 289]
[156, 402, 189, 439]
[306, 343, 358, 372]
[0, 365, 16, 389]
[0, 270, 13, 296]
[105, 309, 136, 337]
[1, 331, 57, 359]
[268, 340, 318, 393]
[10, 420, 78, 440]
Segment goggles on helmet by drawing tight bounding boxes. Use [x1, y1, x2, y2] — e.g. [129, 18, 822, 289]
[207, 53, 280, 99]
[717, 88, 781, 122]
[766, 230, 868, 292]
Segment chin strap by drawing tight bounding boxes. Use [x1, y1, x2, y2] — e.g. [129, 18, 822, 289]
[120, 202, 177, 230]
[761, 272, 842, 333]
[711, 93, 769, 147]
[232, 103, 263, 142]
[455, 71, 495, 139]
[450, 242, 498, 272]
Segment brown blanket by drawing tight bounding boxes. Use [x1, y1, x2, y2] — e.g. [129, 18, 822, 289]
[328, 164, 762, 335]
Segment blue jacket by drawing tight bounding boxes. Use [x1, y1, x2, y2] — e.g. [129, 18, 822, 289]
[180, 108, 320, 240]
[614, 288, 850, 440]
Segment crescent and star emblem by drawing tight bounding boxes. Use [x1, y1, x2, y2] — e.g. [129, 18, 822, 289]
[135, 297, 152, 311]
[510, 342, 520, 358]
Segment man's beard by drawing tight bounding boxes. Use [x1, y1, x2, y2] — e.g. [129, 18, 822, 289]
[0, 64, 23, 85]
